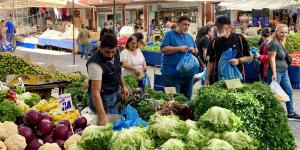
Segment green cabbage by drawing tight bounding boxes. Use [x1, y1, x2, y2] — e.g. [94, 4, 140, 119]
[78, 125, 113, 150]
[148, 115, 189, 146]
[185, 129, 207, 150]
[109, 127, 154, 150]
[160, 139, 185, 150]
[222, 131, 258, 150]
[205, 138, 234, 150]
[198, 106, 242, 132]
[185, 119, 198, 130]
[17, 92, 41, 107]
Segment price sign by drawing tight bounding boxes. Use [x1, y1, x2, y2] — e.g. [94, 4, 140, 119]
[58, 93, 74, 112]
[0, 82, 4, 87]
[18, 77, 24, 87]
[164, 87, 177, 94]
[225, 79, 243, 89]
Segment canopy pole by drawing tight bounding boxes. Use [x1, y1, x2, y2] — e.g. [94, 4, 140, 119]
[72, 0, 76, 65]
[113, 0, 116, 32]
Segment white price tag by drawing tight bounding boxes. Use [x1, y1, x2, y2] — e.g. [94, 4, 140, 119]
[58, 93, 74, 112]
[0, 82, 4, 87]
[225, 79, 243, 89]
[18, 77, 25, 87]
[164, 87, 177, 94]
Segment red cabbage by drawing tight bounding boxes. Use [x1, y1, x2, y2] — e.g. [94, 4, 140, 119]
[43, 134, 53, 143]
[74, 116, 87, 129]
[53, 124, 69, 140]
[26, 139, 43, 150]
[40, 112, 52, 122]
[58, 120, 71, 130]
[36, 119, 53, 135]
[18, 125, 34, 142]
[23, 110, 41, 126]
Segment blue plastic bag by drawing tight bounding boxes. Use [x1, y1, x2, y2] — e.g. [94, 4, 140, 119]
[176, 52, 200, 76]
[218, 48, 243, 80]
[1, 41, 13, 52]
[251, 47, 259, 58]
[201, 68, 207, 85]
[143, 73, 151, 89]
[113, 105, 147, 131]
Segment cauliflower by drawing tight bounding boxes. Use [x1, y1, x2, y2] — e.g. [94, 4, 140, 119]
[4, 134, 26, 150]
[38, 143, 61, 150]
[0, 122, 18, 140]
[0, 141, 7, 150]
[64, 134, 81, 150]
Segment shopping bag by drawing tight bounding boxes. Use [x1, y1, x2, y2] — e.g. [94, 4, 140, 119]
[113, 104, 147, 131]
[218, 48, 243, 80]
[1, 41, 13, 52]
[270, 81, 290, 102]
[176, 51, 200, 76]
[143, 73, 151, 89]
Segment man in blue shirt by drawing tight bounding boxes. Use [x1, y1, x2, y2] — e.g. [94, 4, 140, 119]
[5, 19, 15, 50]
[160, 16, 197, 99]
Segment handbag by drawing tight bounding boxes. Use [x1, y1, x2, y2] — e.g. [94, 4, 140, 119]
[279, 42, 292, 65]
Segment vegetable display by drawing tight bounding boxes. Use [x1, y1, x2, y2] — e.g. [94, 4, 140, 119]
[78, 125, 113, 150]
[198, 106, 242, 132]
[0, 99, 23, 122]
[0, 53, 82, 82]
[193, 81, 295, 149]
[124, 75, 139, 89]
[148, 114, 189, 146]
[204, 138, 235, 150]
[0, 121, 27, 150]
[109, 127, 154, 150]
[65, 81, 88, 109]
[160, 138, 185, 150]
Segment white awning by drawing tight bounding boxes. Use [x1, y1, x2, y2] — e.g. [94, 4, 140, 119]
[218, 0, 297, 10]
[0, 0, 91, 9]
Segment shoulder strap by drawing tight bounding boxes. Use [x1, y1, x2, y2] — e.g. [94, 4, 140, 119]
[238, 34, 244, 54]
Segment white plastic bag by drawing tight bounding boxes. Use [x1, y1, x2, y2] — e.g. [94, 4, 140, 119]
[270, 81, 290, 102]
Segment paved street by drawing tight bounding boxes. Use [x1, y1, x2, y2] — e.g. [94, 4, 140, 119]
[13, 47, 300, 145]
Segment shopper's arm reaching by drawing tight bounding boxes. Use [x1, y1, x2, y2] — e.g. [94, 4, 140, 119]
[91, 80, 108, 126]
[120, 76, 129, 99]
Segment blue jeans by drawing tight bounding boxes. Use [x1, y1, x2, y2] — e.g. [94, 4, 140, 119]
[80, 44, 89, 58]
[89, 90, 119, 114]
[162, 75, 194, 99]
[6, 33, 15, 51]
[266, 70, 294, 114]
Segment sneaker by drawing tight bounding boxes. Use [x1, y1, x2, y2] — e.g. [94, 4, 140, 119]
[287, 112, 300, 121]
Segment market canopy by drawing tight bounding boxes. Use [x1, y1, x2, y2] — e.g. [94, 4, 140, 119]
[218, 0, 299, 10]
[79, 0, 237, 5]
[0, 0, 91, 9]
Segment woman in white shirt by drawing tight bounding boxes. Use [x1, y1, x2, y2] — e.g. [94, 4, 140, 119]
[120, 36, 147, 88]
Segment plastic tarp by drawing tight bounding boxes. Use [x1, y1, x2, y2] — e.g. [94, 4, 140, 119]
[218, 0, 297, 10]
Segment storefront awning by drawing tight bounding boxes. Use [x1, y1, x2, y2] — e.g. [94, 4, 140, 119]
[0, 0, 91, 9]
[218, 0, 298, 10]
[79, 0, 237, 5]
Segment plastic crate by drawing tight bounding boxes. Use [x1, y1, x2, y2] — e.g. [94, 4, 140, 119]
[288, 66, 300, 83]
[291, 82, 300, 89]
[142, 51, 162, 66]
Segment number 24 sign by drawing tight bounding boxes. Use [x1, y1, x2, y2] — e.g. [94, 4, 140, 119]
[58, 93, 74, 112]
